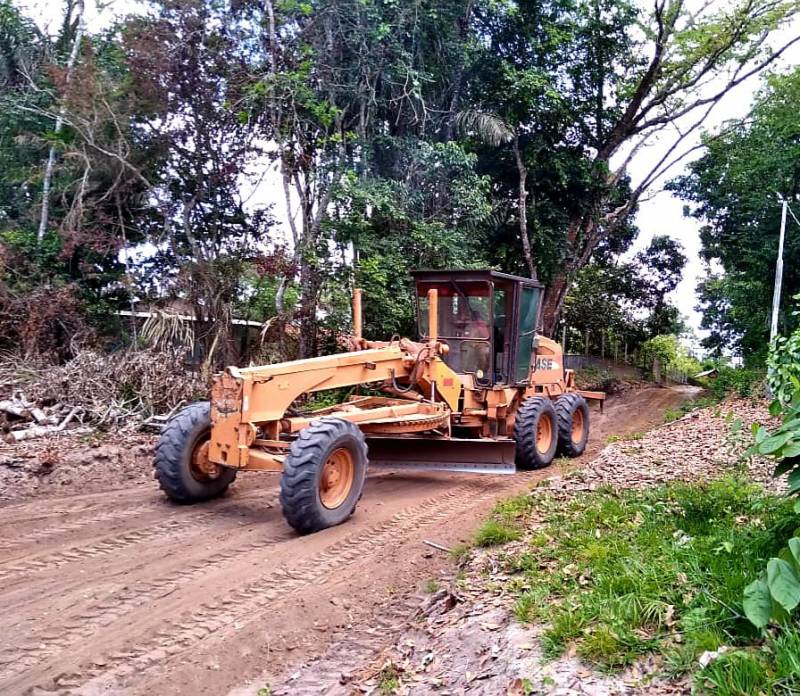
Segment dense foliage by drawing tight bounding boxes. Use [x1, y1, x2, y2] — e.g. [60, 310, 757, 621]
[671, 68, 800, 362]
[2, 0, 798, 363]
[738, 326, 800, 635]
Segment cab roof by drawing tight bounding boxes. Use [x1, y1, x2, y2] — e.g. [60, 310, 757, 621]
[411, 269, 544, 289]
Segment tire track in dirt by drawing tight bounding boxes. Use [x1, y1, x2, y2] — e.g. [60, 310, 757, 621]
[0, 484, 277, 529]
[0, 529, 295, 677]
[0, 492, 282, 582]
[6, 478, 525, 694]
[0, 505, 147, 552]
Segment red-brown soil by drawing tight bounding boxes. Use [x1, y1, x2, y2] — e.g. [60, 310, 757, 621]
[0, 385, 698, 695]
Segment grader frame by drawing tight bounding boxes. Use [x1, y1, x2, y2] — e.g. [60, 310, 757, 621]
[155, 269, 604, 533]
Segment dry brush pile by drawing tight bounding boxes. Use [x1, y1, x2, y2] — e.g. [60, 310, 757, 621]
[0, 348, 207, 442]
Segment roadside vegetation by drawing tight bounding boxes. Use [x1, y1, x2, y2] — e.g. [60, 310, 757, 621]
[491, 481, 798, 693]
[464, 343, 800, 695]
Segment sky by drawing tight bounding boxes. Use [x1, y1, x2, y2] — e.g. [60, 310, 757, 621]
[18, 0, 800, 353]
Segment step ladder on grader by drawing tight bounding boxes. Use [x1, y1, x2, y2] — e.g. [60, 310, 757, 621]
[154, 270, 605, 533]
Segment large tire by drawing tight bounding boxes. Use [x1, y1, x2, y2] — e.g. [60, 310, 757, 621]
[513, 396, 558, 470]
[555, 393, 590, 457]
[154, 402, 237, 503]
[280, 418, 368, 534]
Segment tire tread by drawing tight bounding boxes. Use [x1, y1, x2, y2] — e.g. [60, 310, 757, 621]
[154, 402, 236, 503]
[279, 418, 368, 534]
[513, 396, 558, 470]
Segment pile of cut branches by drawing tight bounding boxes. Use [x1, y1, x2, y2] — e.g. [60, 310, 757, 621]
[0, 348, 207, 439]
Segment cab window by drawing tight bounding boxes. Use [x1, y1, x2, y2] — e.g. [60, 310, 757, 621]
[514, 286, 539, 382]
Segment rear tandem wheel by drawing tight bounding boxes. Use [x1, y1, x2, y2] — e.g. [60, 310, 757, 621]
[555, 393, 590, 457]
[279, 418, 368, 534]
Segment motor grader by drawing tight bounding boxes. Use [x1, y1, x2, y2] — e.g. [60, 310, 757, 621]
[154, 270, 604, 533]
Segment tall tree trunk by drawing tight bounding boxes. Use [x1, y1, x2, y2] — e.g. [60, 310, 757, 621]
[297, 257, 320, 359]
[37, 0, 84, 244]
[444, 0, 475, 141]
[541, 212, 592, 335]
[513, 135, 536, 279]
[541, 271, 569, 336]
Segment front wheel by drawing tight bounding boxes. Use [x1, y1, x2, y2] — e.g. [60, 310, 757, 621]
[280, 418, 368, 534]
[154, 401, 237, 503]
[513, 396, 558, 470]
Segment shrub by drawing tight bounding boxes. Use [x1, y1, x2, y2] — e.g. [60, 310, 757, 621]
[707, 366, 765, 400]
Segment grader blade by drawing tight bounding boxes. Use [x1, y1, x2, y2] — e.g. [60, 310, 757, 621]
[366, 436, 517, 474]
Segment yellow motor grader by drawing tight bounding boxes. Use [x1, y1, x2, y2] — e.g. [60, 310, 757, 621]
[155, 270, 604, 533]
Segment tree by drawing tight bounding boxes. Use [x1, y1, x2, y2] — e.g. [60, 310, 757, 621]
[0, 0, 155, 331]
[670, 67, 800, 361]
[248, 0, 499, 356]
[534, 0, 800, 334]
[561, 235, 686, 356]
[635, 235, 686, 337]
[123, 0, 275, 365]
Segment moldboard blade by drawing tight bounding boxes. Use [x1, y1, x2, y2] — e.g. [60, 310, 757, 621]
[366, 436, 517, 475]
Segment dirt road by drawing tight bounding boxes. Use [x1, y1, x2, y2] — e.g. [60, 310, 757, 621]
[0, 386, 697, 695]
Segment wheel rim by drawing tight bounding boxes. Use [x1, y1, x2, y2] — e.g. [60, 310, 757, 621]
[190, 439, 223, 482]
[320, 448, 355, 510]
[572, 407, 585, 443]
[536, 414, 553, 454]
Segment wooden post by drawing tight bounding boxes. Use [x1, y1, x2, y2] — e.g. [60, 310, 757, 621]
[601, 331, 605, 359]
[427, 288, 438, 343]
[584, 330, 589, 357]
[352, 288, 363, 342]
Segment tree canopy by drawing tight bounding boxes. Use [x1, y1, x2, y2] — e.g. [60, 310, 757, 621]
[1, 0, 798, 363]
[670, 67, 800, 361]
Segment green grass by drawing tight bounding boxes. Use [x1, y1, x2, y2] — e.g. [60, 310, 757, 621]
[449, 543, 471, 562]
[474, 519, 521, 546]
[607, 431, 644, 443]
[694, 634, 800, 696]
[423, 579, 440, 593]
[499, 478, 800, 692]
[663, 395, 725, 423]
[377, 663, 400, 694]
[473, 493, 536, 547]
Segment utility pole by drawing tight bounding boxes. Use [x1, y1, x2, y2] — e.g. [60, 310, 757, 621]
[770, 199, 788, 343]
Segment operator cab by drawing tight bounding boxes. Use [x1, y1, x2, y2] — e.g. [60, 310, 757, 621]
[412, 270, 544, 388]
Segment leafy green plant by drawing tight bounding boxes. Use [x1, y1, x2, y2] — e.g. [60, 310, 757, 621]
[767, 299, 800, 404]
[740, 342, 800, 629]
[748, 395, 800, 500]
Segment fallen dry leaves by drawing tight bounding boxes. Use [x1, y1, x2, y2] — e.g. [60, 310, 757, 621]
[346, 396, 778, 696]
